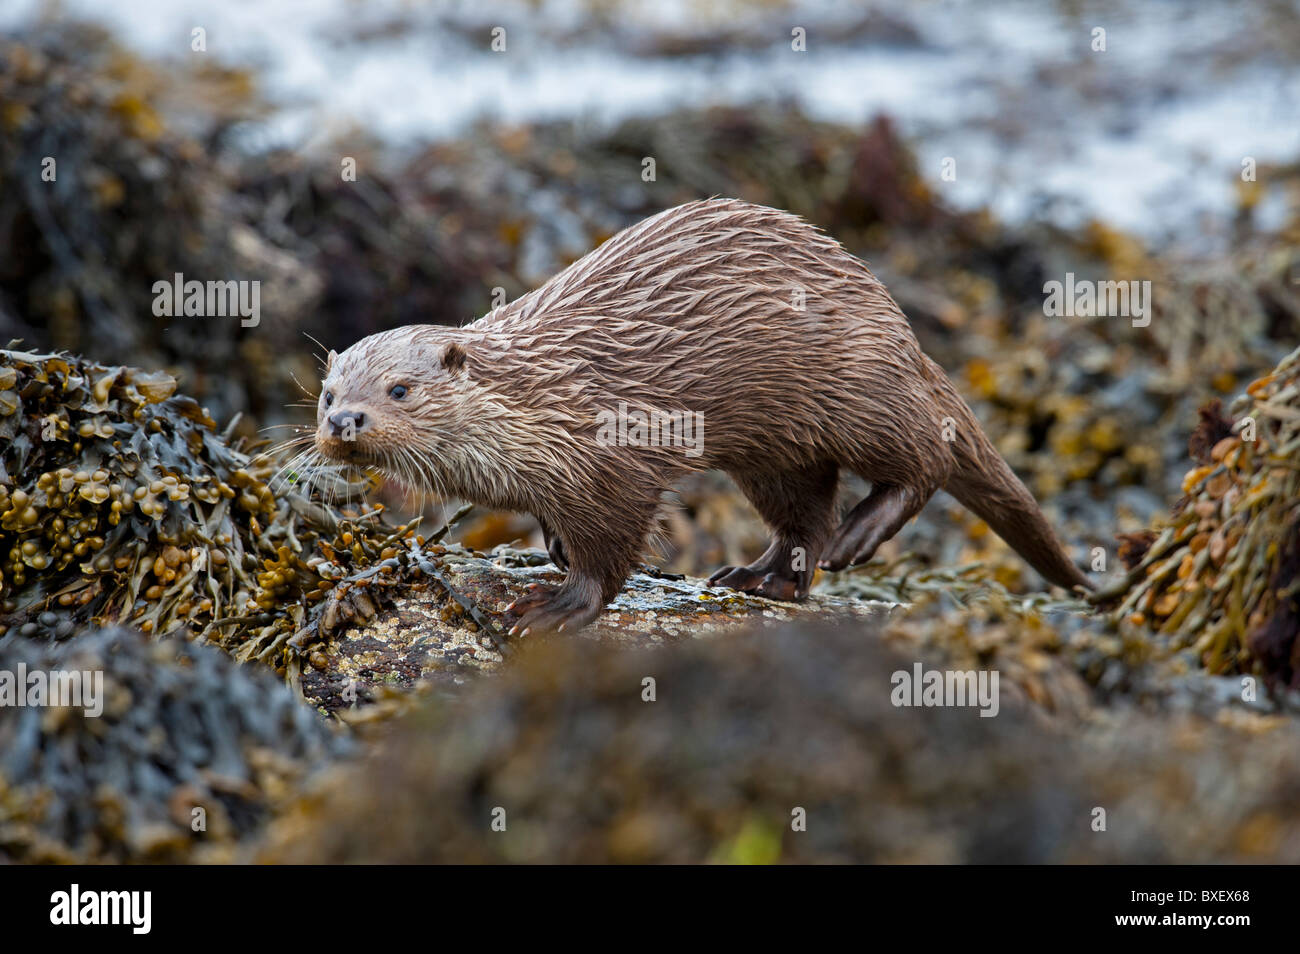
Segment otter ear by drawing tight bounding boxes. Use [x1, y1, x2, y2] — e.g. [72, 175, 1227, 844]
[326, 349, 338, 374]
[441, 342, 468, 374]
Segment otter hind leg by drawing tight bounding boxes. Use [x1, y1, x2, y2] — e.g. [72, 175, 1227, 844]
[707, 538, 806, 601]
[818, 483, 930, 572]
[708, 461, 839, 602]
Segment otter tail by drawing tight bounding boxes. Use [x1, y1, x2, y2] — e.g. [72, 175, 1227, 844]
[937, 385, 1092, 592]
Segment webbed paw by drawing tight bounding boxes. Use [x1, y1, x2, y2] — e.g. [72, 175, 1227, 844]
[506, 582, 603, 635]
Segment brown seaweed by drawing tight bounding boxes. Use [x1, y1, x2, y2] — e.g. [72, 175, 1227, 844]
[1107, 345, 1300, 685]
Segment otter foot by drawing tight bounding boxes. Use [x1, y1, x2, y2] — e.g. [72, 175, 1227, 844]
[506, 582, 603, 636]
[707, 563, 807, 602]
[819, 484, 928, 571]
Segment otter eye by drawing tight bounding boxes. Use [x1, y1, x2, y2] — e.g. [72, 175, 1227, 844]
[324, 391, 334, 407]
[389, 384, 408, 400]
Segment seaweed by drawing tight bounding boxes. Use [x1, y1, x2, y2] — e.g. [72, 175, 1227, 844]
[0, 346, 444, 673]
[0, 626, 346, 863]
[1105, 346, 1300, 684]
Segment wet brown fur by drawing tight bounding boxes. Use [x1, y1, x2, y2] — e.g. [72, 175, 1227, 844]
[316, 199, 1091, 633]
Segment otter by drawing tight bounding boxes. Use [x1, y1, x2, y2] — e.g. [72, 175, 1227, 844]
[314, 198, 1090, 635]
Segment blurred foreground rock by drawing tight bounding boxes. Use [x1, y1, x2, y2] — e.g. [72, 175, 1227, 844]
[260, 618, 1300, 864]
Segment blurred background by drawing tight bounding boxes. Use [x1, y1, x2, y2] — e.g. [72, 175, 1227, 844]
[1, 0, 1298, 588]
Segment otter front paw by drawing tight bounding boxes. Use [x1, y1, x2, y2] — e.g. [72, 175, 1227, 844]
[506, 582, 602, 636]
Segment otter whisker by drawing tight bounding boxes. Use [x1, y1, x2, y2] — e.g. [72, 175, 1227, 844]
[287, 369, 319, 400]
[268, 448, 317, 494]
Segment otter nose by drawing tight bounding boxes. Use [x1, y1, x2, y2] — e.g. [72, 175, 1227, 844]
[328, 410, 366, 438]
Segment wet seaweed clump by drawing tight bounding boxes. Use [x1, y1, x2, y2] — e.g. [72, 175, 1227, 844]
[0, 346, 415, 669]
[1105, 345, 1300, 683]
[0, 625, 345, 863]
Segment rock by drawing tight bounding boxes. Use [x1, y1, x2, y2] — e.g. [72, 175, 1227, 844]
[298, 548, 895, 714]
[261, 616, 1300, 863]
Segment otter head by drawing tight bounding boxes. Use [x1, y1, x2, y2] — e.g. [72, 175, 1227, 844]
[314, 327, 472, 483]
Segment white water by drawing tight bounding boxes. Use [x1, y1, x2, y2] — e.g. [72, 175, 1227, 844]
[4, 0, 1298, 247]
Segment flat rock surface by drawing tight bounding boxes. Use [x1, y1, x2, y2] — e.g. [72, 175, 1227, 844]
[296, 551, 895, 714]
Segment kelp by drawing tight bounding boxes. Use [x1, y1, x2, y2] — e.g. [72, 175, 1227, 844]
[1103, 345, 1300, 685]
[0, 346, 462, 672]
[0, 626, 345, 862]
